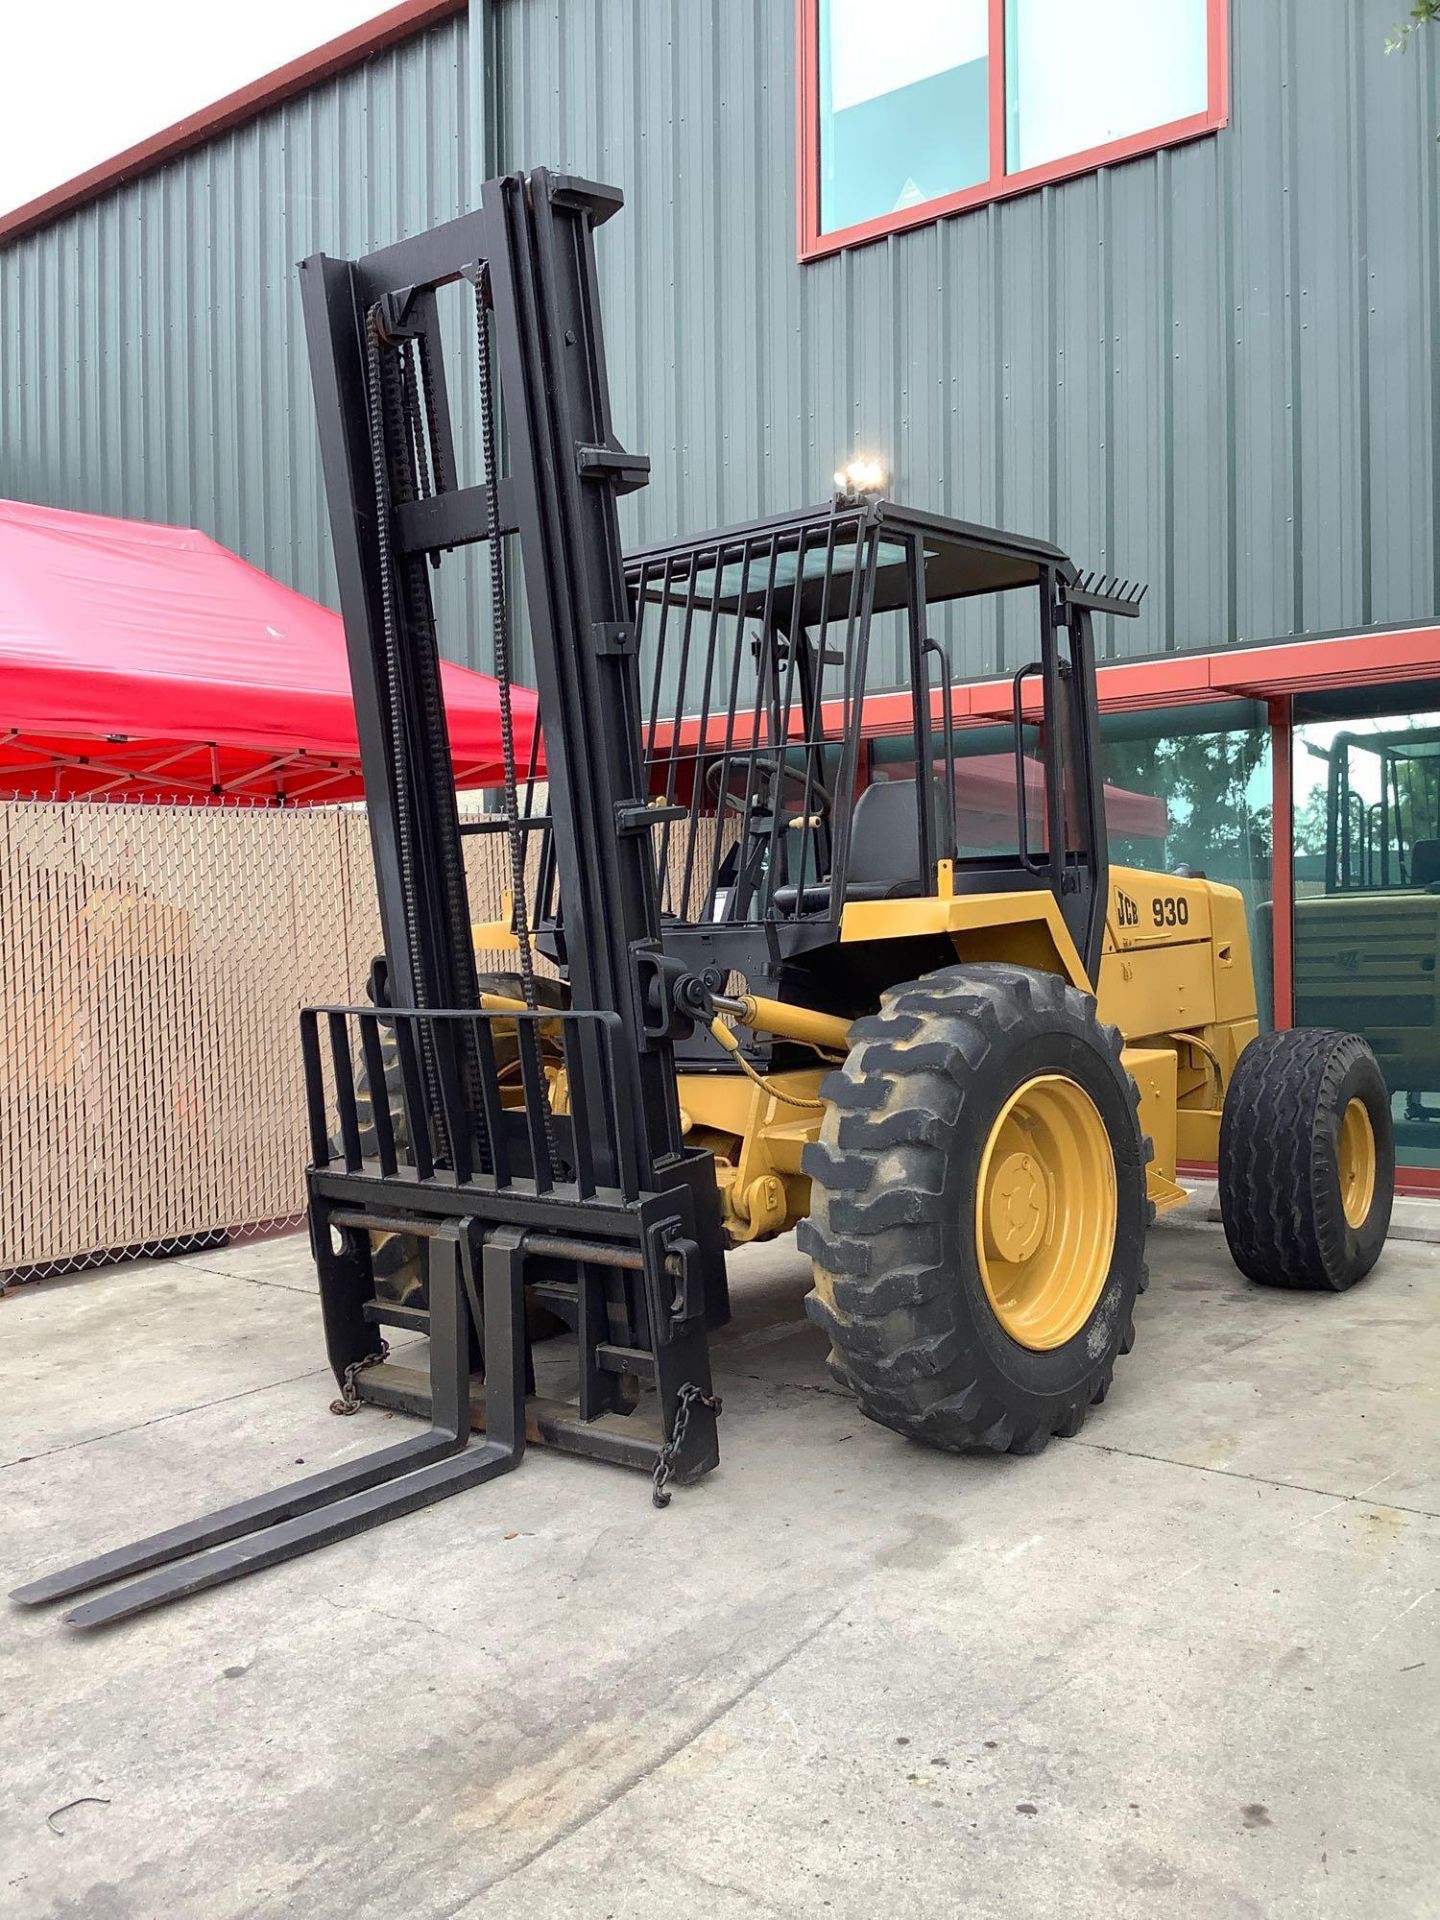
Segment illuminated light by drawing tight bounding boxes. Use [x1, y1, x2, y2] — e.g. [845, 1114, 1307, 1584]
[833, 454, 888, 497]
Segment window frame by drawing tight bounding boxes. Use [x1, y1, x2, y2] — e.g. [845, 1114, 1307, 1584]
[796, 0, 1229, 260]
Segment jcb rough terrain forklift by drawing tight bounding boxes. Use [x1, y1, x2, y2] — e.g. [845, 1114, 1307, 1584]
[15, 171, 1394, 1628]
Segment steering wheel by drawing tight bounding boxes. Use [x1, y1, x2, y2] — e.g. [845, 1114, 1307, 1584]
[704, 756, 833, 819]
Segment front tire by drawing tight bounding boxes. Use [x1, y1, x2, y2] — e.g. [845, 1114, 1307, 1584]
[1218, 1028, 1393, 1290]
[800, 964, 1149, 1455]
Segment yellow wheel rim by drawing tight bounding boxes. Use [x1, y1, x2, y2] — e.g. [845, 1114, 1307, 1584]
[1338, 1097, 1376, 1230]
[975, 1074, 1118, 1352]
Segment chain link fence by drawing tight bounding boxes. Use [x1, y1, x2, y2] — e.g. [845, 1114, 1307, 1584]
[0, 798, 522, 1287]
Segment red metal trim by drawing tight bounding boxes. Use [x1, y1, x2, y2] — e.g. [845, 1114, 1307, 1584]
[1269, 695, 1294, 1030]
[829, 622, 1440, 744]
[796, 0, 821, 263]
[1396, 1168, 1440, 1195]
[0, 0, 466, 246]
[798, 0, 1230, 262]
[987, 0, 1007, 187]
[1209, 0, 1231, 127]
[1044, 624, 1440, 717]
[651, 622, 1440, 757]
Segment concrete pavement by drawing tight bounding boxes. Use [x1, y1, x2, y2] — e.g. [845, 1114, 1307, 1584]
[2, 1219, 1436, 1919]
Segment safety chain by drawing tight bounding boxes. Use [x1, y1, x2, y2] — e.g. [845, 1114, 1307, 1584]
[329, 1341, 391, 1416]
[650, 1382, 722, 1508]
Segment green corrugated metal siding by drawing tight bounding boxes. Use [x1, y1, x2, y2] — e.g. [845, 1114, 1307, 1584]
[500, 0, 1440, 677]
[3, 0, 1439, 683]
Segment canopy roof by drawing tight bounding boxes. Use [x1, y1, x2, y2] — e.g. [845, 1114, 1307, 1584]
[627, 498, 1075, 623]
[0, 498, 538, 803]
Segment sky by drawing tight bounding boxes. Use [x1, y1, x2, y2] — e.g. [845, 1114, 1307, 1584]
[1, 0, 399, 215]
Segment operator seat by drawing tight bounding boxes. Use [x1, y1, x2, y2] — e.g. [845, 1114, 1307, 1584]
[771, 778, 923, 917]
[1410, 838, 1440, 889]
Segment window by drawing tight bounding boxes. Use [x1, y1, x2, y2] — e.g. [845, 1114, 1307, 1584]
[799, 0, 1228, 257]
[1097, 701, 1272, 1030]
[1292, 686, 1440, 1173]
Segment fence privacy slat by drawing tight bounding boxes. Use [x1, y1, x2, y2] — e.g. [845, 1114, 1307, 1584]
[2, 792, 704, 1280]
[1, 798, 519, 1280]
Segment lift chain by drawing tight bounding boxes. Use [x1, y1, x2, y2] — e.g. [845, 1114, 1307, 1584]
[329, 1341, 392, 1416]
[470, 263, 540, 1010]
[470, 258, 561, 1176]
[650, 1382, 722, 1509]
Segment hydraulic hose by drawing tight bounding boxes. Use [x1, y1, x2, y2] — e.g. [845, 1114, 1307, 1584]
[707, 1018, 826, 1112]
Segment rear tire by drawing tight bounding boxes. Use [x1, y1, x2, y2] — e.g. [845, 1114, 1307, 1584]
[1218, 1028, 1393, 1290]
[800, 963, 1149, 1455]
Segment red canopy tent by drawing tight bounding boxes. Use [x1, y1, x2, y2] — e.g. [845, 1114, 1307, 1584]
[0, 498, 538, 802]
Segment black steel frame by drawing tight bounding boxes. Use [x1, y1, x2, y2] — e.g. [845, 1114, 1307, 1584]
[610, 498, 1141, 1001]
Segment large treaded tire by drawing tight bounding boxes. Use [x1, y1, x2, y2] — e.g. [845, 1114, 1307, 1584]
[1218, 1028, 1393, 1291]
[799, 963, 1150, 1456]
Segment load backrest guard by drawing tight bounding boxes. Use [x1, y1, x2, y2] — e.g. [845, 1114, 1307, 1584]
[297, 167, 728, 1425]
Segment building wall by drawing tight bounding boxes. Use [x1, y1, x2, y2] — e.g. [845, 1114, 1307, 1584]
[0, 6, 491, 653]
[3, 0, 1440, 680]
[505, 0, 1440, 673]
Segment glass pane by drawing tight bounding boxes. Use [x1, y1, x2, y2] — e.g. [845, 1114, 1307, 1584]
[1005, 0, 1208, 175]
[651, 538, 919, 611]
[818, 0, 990, 234]
[1294, 700, 1440, 1171]
[1098, 702, 1273, 1028]
[872, 723, 1048, 865]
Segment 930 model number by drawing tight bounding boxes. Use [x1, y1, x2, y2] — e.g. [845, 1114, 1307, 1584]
[1152, 895, 1190, 929]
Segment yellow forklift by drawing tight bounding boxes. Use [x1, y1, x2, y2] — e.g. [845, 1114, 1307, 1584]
[14, 170, 1394, 1627]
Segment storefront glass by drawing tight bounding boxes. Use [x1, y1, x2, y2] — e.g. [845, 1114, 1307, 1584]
[1293, 682, 1440, 1171]
[871, 696, 1274, 1028]
[1097, 700, 1274, 1030]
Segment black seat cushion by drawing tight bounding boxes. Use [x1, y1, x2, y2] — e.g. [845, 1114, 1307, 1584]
[771, 779, 923, 917]
[846, 778, 922, 892]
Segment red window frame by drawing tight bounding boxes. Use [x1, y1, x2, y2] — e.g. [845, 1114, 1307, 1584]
[796, 0, 1229, 261]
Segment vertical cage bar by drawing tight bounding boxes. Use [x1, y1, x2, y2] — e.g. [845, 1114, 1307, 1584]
[471, 1015, 512, 1186]
[392, 1013, 435, 1182]
[700, 537, 761, 920]
[601, 1020, 641, 1201]
[358, 1014, 398, 1177]
[561, 1019, 596, 1199]
[790, 512, 841, 907]
[328, 1011, 363, 1173]
[515, 1019, 555, 1191]
[679, 541, 730, 919]
[656, 556, 705, 888]
[907, 531, 935, 887]
[828, 524, 880, 905]
[301, 1010, 329, 1170]
[728, 535, 782, 921]
[432, 1023, 475, 1186]
[762, 522, 814, 910]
